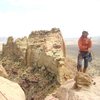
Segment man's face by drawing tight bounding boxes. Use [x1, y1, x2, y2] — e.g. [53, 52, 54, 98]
[82, 33, 88, 38]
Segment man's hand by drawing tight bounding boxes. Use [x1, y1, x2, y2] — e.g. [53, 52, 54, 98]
[88, 48, 91, 53]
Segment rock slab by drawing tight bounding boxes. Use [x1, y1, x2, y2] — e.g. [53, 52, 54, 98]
[0, 76, 26, 100]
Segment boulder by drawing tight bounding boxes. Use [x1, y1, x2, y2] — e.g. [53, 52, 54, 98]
[74, 72, 92, 88]
[0, 76, 26, 100]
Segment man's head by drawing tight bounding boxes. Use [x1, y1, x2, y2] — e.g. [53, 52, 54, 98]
[82, 31, 88, 38]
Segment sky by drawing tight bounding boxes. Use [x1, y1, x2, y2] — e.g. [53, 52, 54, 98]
[0, 0, 100, 38]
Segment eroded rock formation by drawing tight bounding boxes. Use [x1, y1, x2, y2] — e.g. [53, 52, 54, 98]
[1, 28, 75, 99]
[2, 28, 72, 84]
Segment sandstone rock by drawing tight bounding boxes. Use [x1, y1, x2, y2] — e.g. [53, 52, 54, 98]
[0, 65, 8, 77]
[0, 76, 26, 100]
[1, 28, 76, 99]
[2, 28, 73, 84]
[45, 95, 59, 100]
[2, 37, 27, 61]
[7, 36, 14, 44]
[45, 77, 100, 100]
[2, 36, 14, 57]
[15, 36, 28, 57]
[74, 72, 92, 88]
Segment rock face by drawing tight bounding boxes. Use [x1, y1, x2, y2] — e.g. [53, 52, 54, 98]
[2, 28, 72, 84]
[0, 76, 26, 100]
[45, 73, 100, 100]
[2, 36, 23, 60]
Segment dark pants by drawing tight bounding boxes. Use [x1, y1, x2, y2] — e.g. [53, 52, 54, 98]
[77, 51, 89, 71]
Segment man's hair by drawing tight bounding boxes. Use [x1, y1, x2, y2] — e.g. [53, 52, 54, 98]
[82, 31, 88, 35]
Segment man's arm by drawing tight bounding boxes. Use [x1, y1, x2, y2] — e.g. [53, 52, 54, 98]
[88, 39, 92, 52]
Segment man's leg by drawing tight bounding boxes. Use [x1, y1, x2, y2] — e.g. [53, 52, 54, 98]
[77, 54, 83, 72]
[83, 57, 88, 73]
[78, 65, 83, 72]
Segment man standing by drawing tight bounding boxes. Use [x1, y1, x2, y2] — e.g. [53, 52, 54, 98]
[77, 31, 92, 73]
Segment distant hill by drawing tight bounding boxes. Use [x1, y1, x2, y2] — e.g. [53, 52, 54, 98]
[92, 37, 100, 45]
[0, 36, 100, 45]
[65, 37, 100, 45]
[0, 37, 7, 43]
